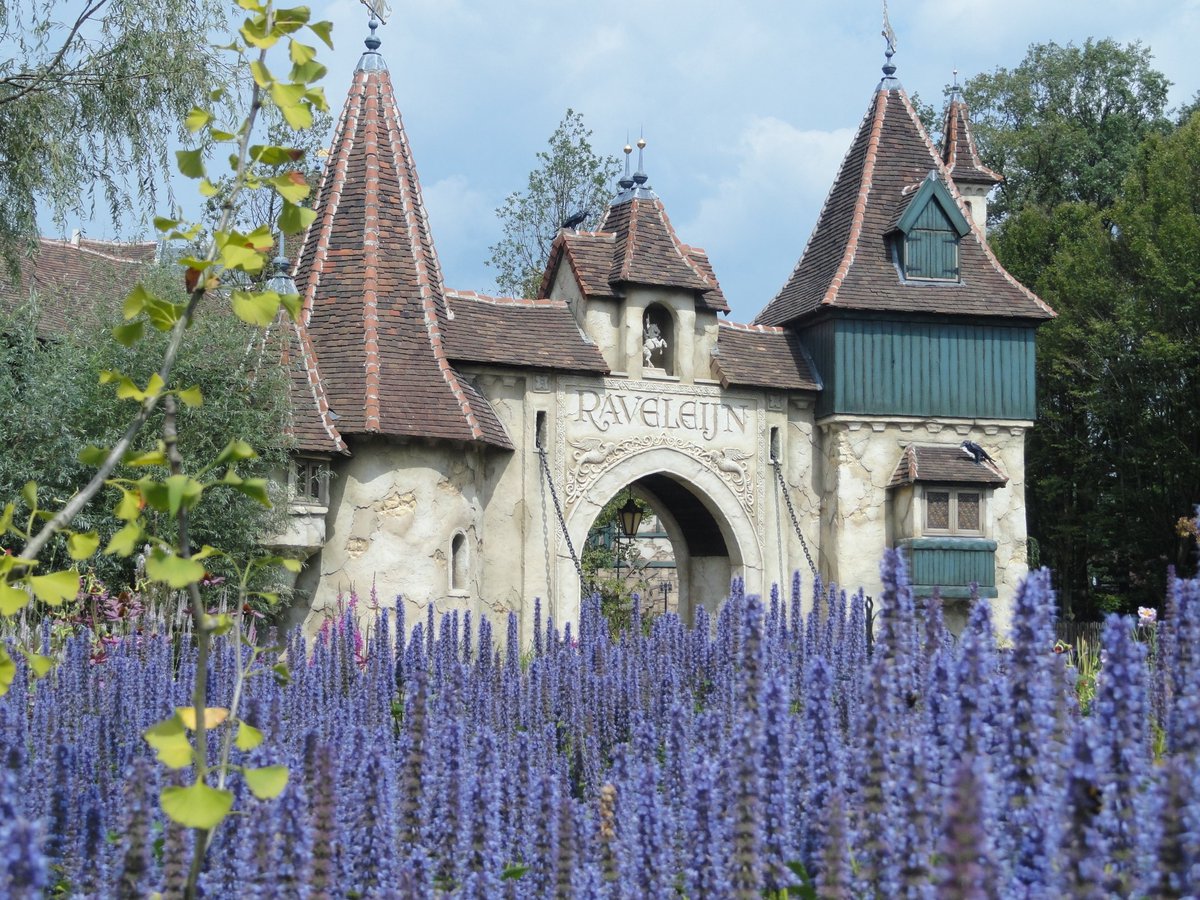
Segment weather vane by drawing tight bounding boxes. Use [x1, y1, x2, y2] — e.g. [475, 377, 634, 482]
[882, 0, 897, 59]
[358, 0, 392, 24]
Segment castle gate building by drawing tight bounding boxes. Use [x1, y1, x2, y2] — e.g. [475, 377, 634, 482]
[277, 27, 1053, 642]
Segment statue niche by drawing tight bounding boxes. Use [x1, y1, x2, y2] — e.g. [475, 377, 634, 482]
[642, 304, 674, 375]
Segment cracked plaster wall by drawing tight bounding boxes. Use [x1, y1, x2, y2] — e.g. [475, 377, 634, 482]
[817, 417, 1029, 632]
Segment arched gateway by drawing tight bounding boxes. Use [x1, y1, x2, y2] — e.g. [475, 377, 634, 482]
[274, 24, 1053, 646]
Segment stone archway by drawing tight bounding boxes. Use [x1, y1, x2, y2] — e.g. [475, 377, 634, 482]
[555, 446, 764, 627]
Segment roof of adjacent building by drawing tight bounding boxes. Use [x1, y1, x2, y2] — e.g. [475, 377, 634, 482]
[889, 443, 1009, 487]
[754, 77, 1054, 326]
[541, 192, 730, 313]
[0, 237, 156, 335]
[442, 291, 609, 373]
[940, 92, 1003, 186]
[712, 323, 822, 391]
[292, 38, 511, 450]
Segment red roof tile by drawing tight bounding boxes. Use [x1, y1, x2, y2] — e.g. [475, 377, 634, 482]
[294, 58, 509, 449]
[889, 443, 1008, 487]
[443, 291, 608, 374]
[940, 94, 1003, 186]
[541, 195, 728, 312]
[712, 322, 822, 391]
[280, 319, 347, 455]
[755, 84, 1054, 326]
[0, 237, 155, 335]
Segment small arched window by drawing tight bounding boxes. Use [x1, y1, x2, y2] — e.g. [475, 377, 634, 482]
[642, 303, 675, 375]
[450, 532, 468, 593]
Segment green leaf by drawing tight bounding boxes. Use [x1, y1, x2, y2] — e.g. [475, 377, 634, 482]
[146, 551, 206, 589]
[231, 290, 280, 327]
[165, 474, 204, 517]
[105, 522, 142, 557]
[123, 284, 152, 319]
[67, 532, 100, 561]
[278, 201, 317, 234]
[502, 864, 529, 881]
[0, 582, 30, 616]
[143, 718, 192, 767]
[244, 765, 289, 800]
[249, 60, 273, 87]
[309, 20, 333, 49]
[114, 488, 141, 521]
[20, 481, 37, 509]
[0, 648, 14, 696]
[145, 297, 184, 331]
[230, 477, 271, 507]
[267, 172, 310, 204]
[123, 448, 167, 467]
[0, 502, 12, 534]
[113, 320, 144, 347]
[279, 292, 301, 320]
[21, 650, 54, 678]
[160, 784, 233, 829]
[271, 662, 291, 686]
[289, 38, 316, 66]
[185, 107, 213, 132]
[29, 570, 79, 606]
[153, 216, 182, 233]
[289, 59, 327, 84]
[235, 722, 264, 751]
[220, 243, 265, 274]
[216, 439, 258, 465]
[176, 149, 206, 179]
[280, 557, 302, 573]
[78, 446, 108, 466]
[176, 706, 229, 730]
[177, 385, 204, 408]
[270, 82, 313, 129]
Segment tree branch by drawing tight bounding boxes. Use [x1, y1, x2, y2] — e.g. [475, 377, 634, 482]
[0, 0, 110, 107]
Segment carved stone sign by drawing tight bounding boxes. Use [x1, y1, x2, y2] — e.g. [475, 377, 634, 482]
[555, 379, 764, 524]
[574, 389, 750, 441]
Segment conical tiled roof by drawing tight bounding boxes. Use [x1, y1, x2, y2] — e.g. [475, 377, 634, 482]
[755, 80, 1053, 326]
[940, 91, 1003, 186]
[540, 191, 729, 313]
[292, 38, 511, 449]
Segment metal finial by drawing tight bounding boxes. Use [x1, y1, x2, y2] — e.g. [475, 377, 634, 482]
[633, 131, 647, 185]
[365, 16, 381, 50]
[619, 140, 634, 190]
[881, 0, 897, 78]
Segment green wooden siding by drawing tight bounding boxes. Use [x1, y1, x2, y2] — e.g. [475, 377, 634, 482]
[800, 316, 1036, 420]
[904, 202, 959, 280]
[898, 537, 997, 599]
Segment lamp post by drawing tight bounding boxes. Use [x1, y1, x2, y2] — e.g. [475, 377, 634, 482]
[659, 579, 672, 615]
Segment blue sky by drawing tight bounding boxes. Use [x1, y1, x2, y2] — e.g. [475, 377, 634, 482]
[55, 0, 1200, 323]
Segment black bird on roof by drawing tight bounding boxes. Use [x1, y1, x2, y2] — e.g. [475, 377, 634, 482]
[561, 209, 588, 231]
[960, 440, 994, 464]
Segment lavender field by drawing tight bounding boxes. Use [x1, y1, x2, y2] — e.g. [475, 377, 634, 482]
[1, 552, 1198, 897]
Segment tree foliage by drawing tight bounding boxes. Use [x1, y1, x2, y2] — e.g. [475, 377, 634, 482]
[0, 265, 292, 589]
[487, 109, 620, 298]
[963, 39, 1171, 222]
[0, 0, 232, 266]
[998, 112, 1200, 617]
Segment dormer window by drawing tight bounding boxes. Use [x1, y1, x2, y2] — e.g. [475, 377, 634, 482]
[891, 173, 971, 283]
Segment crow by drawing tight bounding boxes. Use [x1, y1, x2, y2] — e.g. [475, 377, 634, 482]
[561, 209, 588, 230]
[960, 440, 993, 464]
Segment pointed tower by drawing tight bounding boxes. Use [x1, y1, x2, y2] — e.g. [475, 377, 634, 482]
[754, 34, 1054, 629]
[940, 80, 1002, 233]
[293, 21, 510, 448]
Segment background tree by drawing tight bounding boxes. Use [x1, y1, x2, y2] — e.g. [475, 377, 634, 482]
[963, 39, 1171, 222]
[0, 262, 292, 592]
[0, 0, 230, 268]
[487, 109, 620, 298]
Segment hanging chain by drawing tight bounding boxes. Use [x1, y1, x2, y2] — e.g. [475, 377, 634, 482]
[539, 448, 554, 609]
[538, 447, 584, 586]
[772, 460, 818, 578]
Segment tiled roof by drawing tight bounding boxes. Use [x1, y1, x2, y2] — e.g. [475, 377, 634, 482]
[940, 94, 1003, 186]
[443, 291, 609, 374]
[280, 320, 347, 455]
[0, 237, 155, 336]
[541, 196, 728, 312]
[889, 444, 1009, 488]
[712, 323, 822, 391]
[755, 83, 1054, 326]
[293, 53, 510, 449]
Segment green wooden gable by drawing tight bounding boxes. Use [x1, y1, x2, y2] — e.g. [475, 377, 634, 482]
[893, 174, 970, 282]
